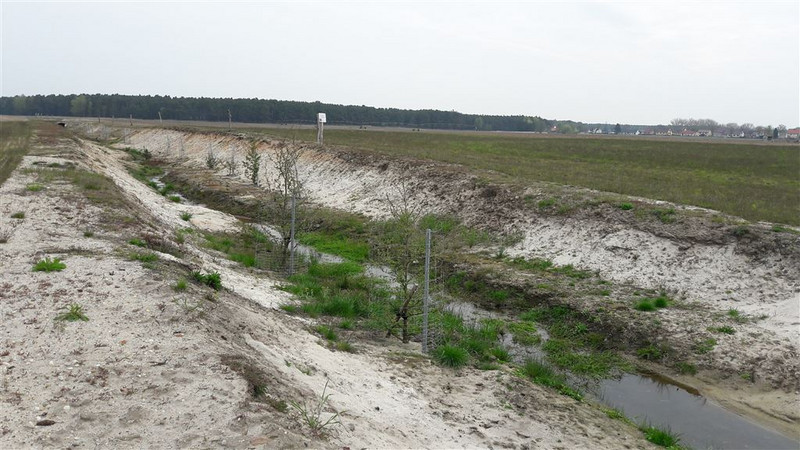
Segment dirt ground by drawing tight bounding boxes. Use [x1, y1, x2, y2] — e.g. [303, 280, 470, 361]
[113, 125, 799, 438]
[0, 122, 660, 448]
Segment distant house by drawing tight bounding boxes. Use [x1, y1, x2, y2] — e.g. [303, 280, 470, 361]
[697, 130, 712, 137]
[680, 128, 696, 137]
[787, 128, 800, 139]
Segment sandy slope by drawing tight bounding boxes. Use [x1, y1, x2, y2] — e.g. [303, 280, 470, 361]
[115, 126, 799, 433]
[0, 126, 656, 448]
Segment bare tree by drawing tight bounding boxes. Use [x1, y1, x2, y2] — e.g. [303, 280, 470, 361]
[371, 181, 426, 343]
[262, 143, 305, 260]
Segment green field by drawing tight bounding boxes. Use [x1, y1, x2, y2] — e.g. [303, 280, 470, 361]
[251, 128, 799, 225]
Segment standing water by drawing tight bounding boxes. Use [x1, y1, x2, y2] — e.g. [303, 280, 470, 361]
[595, 374, 799, 449]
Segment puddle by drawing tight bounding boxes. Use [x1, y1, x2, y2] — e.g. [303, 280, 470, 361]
[593, 374, 799, 450]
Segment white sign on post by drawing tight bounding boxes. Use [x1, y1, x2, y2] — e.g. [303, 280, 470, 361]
[317, 113, 327, 123]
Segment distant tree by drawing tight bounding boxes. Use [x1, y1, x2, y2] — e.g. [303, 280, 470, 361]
[773, 127, 779, 139]
[614, 123, 622, 134]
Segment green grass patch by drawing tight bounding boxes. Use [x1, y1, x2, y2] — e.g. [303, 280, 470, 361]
[129, 251, 158, 263]
[433, 344, 469, 368]
[180, 212, 192, 221]
[33, 257, 66, 272]
[508, 321, 541, 346]
[168, 195, 181, 203]
[519, 359, 582, 401]
[298, 232, 369, 263]
[650, 208, 677, 224]
[10, 211, 24, 219]
[618, 202, 634, 210]
[25, 183, 44, 192]
[55, 303, 89, 322]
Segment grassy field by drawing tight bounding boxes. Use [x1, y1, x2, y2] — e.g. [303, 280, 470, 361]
[250, 127, 799, 225]
[0, 120, 32, 185]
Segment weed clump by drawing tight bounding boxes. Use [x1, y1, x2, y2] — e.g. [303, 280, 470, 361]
[618, 202, 634, 210]
[55, 303, 89, 322]
[10, 212, 24, 219]
[192, 270, 222, 290]
[180, 212, 192, 221]
[33, 257, 66, 272]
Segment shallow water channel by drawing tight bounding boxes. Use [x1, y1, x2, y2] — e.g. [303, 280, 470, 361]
[595, 374, 798, 449]
[252, 223, 798, 449]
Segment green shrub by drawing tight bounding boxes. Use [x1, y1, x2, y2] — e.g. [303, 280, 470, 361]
[10, 212, 24, 219]
[33, 257, 66, 272]
[180, 212, 192, 221]
[618, 202, 634, 210]
[433, 345, 469, 368]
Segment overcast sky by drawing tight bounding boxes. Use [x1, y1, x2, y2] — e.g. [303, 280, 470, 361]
[2, 1, 798, 126]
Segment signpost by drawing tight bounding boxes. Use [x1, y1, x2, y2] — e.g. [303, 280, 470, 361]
[317, 113, 326, 144]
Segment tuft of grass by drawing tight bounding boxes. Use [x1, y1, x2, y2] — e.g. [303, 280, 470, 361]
[490, 347, 511, 362]
[675, 362, 697, 375]
[180, 212, 192, 221]
[731, 225, 749, 237]
[637, 344, 664, 361]
[83, 230, 94, 237]
[128, 238, 146, 247]
[508, 321, 541, 346]
[335, 341, 355, 353]
[618, 202, 634, 210]
[129, 251, 158, 263]
[173, 278, 188, 292]
[25, 183, 44, 192]
[33, 257, 66, 272]
[709, 325, 735, 335]
[639, 424, 682, 448]
[635, 300, 656, 311]
[168, 195, 182, 203]
[315, 325, 338, 341]
[650, 208, 677, 224]
[191, 271, 222, 290]
[693, 338, 717, 354]
[55, 303, 89, 322]
[433, 344, 469, 368]
[537, 198, 556, 209]
[10, 212, 24, 219]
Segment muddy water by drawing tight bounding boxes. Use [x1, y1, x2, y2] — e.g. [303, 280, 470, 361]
[595, 374, 799, 450]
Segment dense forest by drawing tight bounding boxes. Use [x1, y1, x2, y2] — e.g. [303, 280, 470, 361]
[0, 93, 573, 132]
[1, 94, 785, 137]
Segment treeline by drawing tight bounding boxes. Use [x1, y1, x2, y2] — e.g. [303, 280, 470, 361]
[1, 93, 562, 132]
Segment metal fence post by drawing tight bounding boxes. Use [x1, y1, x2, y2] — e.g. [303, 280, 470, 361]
[423, 228, 431, 353]
[288, 193, 296, 276]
